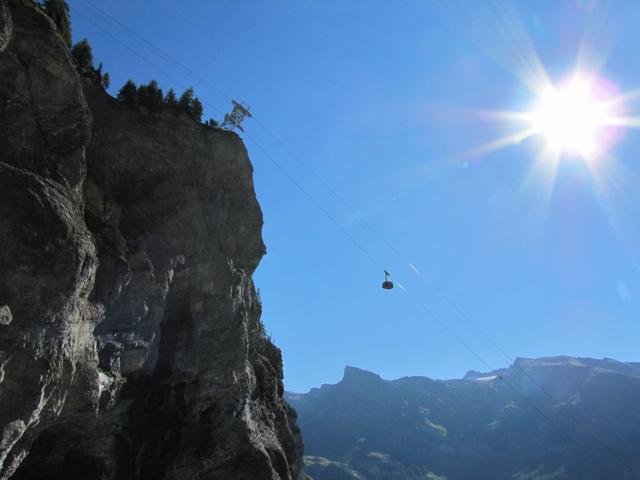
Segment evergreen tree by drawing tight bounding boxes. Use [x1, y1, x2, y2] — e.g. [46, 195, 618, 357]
[148, 80, 162, 106]
[192, 97, 203, 123]
[117, 79, 137, 107]
[164, 88, 178, 108]
[92, 62, 110, 89]
[137, 80, 163, 111]
[71, 38, 93, 72]
[42, 0, 72, 47]
[178, 87, 195, 113]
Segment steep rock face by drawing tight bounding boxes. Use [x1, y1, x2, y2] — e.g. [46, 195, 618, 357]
[0, 1, 302, 479]
[288, 358, 640, 480]
[0, 1, 97, 477]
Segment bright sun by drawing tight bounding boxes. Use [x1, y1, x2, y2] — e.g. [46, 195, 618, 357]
[527, 75, 615, 158]
[468, 71, 630, 165]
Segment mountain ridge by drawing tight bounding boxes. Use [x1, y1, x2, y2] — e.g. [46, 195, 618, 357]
[290, 355, 640, 394]
[287, 356, 640, 480]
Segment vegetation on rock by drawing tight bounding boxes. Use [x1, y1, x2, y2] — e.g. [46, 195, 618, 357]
[116, 79, 137, 106]
[71, 37, 92, 71]
[116, 80, 208, 123]
[40, 0, 214, 125]
[41, 0, 71, 46]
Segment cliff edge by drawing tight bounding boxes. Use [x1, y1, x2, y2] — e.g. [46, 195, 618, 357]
[0, 1, 302, 478]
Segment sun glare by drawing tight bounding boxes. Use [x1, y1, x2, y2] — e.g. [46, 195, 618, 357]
[436, 3, 640, 250]
[528, 76, 609, 157]
[461, 70, 635, 166]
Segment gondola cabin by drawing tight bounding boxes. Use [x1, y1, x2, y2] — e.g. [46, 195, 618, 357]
[382, 270, 393, 290]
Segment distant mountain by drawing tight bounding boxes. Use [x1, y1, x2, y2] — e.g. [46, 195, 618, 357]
[286, 357, 640, 480]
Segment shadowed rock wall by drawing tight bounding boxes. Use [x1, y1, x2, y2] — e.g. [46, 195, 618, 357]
[0, 1, 302, 478]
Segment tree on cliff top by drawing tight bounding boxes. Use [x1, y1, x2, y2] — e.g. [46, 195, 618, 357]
[101, 71, 111, 89]
[191, 97, 204, 123]
[42, 0, 72, 47]
[96, 63, 110, 89]
[177, 87, 204, 122]
[116, 81, 211, 124]
[71, 38, 93, 72]
[137, 80, 164, 111]
[117, 79, 137, 107]
[164, 88, 178, 108]
[178, 87, 195, 112]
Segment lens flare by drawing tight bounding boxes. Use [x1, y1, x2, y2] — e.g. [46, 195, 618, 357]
[525, 74, 624, 160]
[421, 2, 640, 252]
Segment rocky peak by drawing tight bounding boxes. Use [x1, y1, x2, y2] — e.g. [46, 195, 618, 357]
[341, 366, 385, 385]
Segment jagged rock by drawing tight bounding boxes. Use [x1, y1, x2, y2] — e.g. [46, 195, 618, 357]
[0, 1, 302, 478]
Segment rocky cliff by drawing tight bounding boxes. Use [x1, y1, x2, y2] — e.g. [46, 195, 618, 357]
[288, 357, 640, 480]
[0, 1, 302, 478]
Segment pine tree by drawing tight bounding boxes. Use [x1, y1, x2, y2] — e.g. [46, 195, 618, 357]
[102, 72, 110, 89]
[117, 79, 137, 107]
[137, 80, 163, 111]
[177, 87, 204, 122]
[71, 38, 93, 72]
[42, 0, 72, 47]
[178, 87, 195, 113]
[192, 97, 203, 123]
[164, 88, 178, 108]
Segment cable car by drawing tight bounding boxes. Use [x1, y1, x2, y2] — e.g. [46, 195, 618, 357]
[382, 270, 393, 290]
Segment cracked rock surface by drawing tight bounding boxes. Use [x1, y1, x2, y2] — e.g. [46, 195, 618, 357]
[0, 1, 302, 479]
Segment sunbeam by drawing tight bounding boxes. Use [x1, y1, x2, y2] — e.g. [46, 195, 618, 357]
[463, 71, 635, 165]
[455, 127, 538, 163]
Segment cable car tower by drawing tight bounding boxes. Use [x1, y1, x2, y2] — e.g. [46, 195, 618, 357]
[221, 100, 252, 132]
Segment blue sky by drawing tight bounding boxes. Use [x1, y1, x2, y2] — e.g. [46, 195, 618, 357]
[70, 0, 640, 392]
